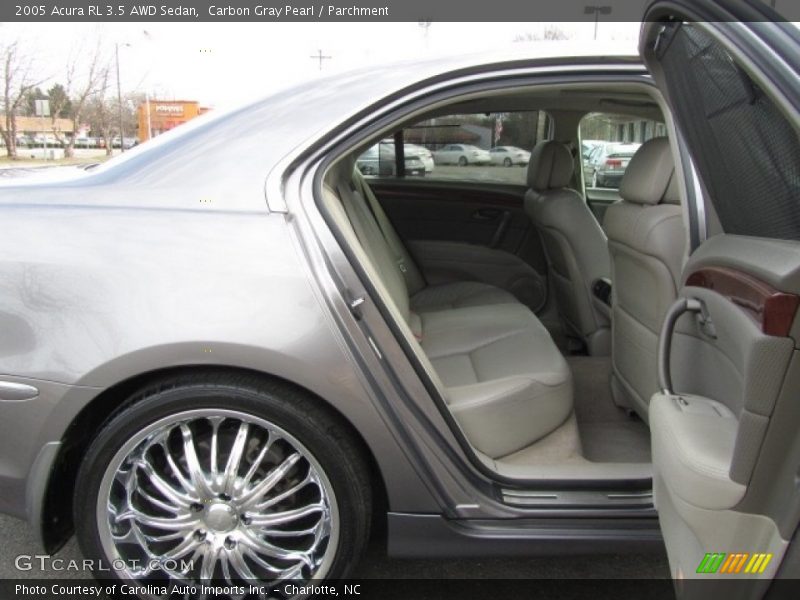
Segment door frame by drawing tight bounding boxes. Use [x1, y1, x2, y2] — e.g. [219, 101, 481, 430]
[302, 66, 678, 503]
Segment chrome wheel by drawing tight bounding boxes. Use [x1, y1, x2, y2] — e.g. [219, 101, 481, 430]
[96, 409, 339, 586]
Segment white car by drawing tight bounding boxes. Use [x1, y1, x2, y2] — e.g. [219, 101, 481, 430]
[433, 144, 491, 166]
[356, 143, 427, 177]
[404, 143, 435, 173]
[489, 146, 531, 166]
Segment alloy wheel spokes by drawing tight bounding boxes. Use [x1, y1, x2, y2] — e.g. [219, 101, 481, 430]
[100, 411, 337, 586]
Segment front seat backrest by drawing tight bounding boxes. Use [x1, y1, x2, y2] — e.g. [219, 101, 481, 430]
[524, 141, 611, 355]
[604, 137, 684, 421]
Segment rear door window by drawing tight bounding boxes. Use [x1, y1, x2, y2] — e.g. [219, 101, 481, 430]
[358, 111, 552, 184]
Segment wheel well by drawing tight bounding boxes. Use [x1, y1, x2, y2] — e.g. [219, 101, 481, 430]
[41, 365, 389, 553]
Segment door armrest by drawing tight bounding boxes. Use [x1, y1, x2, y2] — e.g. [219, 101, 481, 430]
[650, 393, 746, 510]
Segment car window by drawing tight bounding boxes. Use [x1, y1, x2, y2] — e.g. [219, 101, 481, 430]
[655, 23, 800, 240]
[579, 113, 667, 191]
[360, 111, 552, 184]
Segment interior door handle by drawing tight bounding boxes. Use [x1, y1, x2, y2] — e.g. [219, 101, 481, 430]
[657, 297, 703, 395]
[489, 210, 512, 248]
[473, 208, 501, 221]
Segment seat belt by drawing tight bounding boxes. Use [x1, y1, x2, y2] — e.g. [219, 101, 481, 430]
[352, 174, 409, 274]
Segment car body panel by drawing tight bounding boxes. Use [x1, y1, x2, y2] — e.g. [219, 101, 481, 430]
[0, 46, 653, 547]
[433, 144, 492, 165]
[489, 146, 531, 166]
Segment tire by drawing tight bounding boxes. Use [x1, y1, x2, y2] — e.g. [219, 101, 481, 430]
[458, 156, 468, 166]
[74, 372, 371, 586]
[503, 157, 512, 167]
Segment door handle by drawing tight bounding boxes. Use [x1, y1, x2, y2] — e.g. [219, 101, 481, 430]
[0, 381, 39, 401]
[472, 208, 501, 221]
[657, 297, 703, 395]
[489, 210, 512, 248]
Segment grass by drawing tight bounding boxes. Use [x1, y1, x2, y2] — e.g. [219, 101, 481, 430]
[0, 153, 114, 167]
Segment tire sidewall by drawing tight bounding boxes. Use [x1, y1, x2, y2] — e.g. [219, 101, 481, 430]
[74, 382, 369, 583]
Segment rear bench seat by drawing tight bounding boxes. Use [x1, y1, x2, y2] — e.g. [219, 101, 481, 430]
[325, 156, 573, 459]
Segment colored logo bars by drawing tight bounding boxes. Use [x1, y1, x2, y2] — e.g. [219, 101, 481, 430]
[696, 552, 773, 574]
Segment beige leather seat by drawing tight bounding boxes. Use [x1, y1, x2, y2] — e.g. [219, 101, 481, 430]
[352, 170, 519, 313]
[524, 141, 611, 354]
[603, 138, 684, 421]
[325, 157, 573, 459]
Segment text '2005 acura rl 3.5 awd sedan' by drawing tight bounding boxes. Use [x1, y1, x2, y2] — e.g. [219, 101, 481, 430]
[1, 3, 799, 599]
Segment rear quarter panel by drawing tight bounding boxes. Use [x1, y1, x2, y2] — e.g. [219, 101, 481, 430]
[0, 185, 433, 520]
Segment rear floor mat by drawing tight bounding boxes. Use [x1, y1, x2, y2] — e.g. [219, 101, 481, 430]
[578, 420, 651, 463]
[567, 355, 651, 463]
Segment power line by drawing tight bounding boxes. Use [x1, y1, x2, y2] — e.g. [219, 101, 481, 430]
[310, 49, 332, 71]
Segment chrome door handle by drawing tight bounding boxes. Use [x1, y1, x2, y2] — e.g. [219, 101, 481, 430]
[0, 381, 39, 401]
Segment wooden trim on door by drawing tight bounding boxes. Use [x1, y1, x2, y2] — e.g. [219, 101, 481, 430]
[686, 266, 800, 337]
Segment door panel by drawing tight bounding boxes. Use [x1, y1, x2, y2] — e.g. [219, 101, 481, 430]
[650, 238, 799, 595]
[639, 7, 800, 595]
[368, 179, 549, 312]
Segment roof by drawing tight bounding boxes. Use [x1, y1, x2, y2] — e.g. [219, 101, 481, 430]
[1, 45, 644, 208]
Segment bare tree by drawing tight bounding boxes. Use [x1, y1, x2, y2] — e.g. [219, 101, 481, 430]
[0, 41, 46, 158]
[84, 72, 114, 155]
[86, 89, 141, 156]
[514, 25, 572, 42]
[63, 39, 110, 158]
[46, 83, 72, 146]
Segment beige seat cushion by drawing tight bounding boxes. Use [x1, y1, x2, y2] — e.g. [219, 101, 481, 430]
[410, 280, 518, 312]
[419, 304, 573, 458]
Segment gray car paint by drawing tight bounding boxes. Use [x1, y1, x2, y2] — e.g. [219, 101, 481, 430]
[0, 49, 660, 551]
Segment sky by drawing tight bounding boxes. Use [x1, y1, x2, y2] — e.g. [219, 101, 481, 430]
[0, 21, 641, 109]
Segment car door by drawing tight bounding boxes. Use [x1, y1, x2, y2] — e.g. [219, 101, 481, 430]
[639, 4, 800, 598]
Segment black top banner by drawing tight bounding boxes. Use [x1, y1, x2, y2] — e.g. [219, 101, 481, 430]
[2, 0, 798, 22]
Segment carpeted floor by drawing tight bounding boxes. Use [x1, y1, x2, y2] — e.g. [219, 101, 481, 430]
[567, 356, 651, 463]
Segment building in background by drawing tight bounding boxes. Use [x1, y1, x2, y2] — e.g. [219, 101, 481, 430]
[9, 116, 74, 144]
[137, 100, 210, 141]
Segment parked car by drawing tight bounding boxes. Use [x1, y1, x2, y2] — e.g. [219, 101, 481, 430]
[29, 134, 64, 148]
[432, 143, 491, 166]
[73, 136, 98, 149]
[489, 145, 531, 166]
[111, 136, 138, 149]
[584, 142, 641, 187]
[0, 6, 798, 597]
[581, 138, 606, 161]
[356, 142, 427, 176]
[403, 143, 435, 173]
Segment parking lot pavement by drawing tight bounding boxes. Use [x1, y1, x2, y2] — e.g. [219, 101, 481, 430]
[0, 514, 670, 582]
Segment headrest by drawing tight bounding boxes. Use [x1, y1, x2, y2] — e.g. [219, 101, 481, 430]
[662, 172, 681, 205]
[527, 141, 574, 191]
[619, 137, 675, 205]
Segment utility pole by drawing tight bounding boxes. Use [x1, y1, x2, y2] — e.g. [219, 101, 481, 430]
[584, 5, 612, 40]
[115, 42, 125, 153]
[418, 20, 432, 50]
[310, 49, 332, 71]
